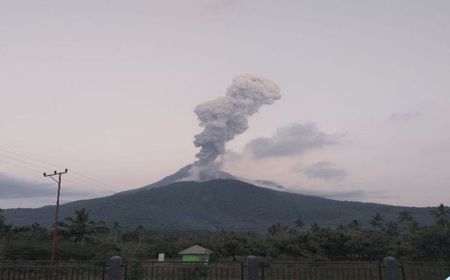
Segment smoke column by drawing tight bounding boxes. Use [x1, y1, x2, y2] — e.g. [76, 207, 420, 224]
[192, 74, 281, 175]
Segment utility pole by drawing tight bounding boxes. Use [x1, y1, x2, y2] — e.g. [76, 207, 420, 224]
[43, 169, 68, 262]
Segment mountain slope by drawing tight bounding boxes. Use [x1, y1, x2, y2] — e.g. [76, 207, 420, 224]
[3, 179, 434, 231]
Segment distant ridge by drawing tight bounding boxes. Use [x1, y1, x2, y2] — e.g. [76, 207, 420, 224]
[3, 179, 434, 231]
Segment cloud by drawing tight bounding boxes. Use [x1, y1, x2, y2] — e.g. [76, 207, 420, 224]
[297, 188, 387, 201]
[0, 173, 56, 198]
[0, 173, 90, 200]
[223, 150, 243, 162]
[302, 189, 366, 200]
[296, 162, 347, 181]
[244, 123, 340, 159]
[387, 111, 421, 122]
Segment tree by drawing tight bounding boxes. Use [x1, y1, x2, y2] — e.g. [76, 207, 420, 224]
[223, 236, 246, 261]
[295, 217, 304, 230]
[370, 213, 384, 231]
[0, 208, 4, 229]
[133, 224, 146, 256]
[111, 221, 121, 244]
[384, 221, 400, 237]
[349, 219, 360, 230]
[12, 223, 48, 240]
[267, 223, 288, 237]
[431, 204, 449, 232]
[60, 208, 103, 243]
[398, 210, 419, 235]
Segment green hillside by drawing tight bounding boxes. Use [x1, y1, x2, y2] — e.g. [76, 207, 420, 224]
[3, 179, 434, 231]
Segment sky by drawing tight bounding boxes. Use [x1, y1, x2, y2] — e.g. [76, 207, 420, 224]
[1, 0, 449, 208]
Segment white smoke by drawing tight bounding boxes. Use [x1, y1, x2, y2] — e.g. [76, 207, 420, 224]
[178, 163, 223, 182]
[192, 74, 281, 175]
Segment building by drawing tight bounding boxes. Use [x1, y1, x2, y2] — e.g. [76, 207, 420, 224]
[178, 244, 212, 262]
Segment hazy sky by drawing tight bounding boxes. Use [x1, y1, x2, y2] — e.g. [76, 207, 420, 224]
[1, 0, 449, 208]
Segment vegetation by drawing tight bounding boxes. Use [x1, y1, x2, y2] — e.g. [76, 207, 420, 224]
[0, 205, 449, 262]
[59, 208, 107, 243]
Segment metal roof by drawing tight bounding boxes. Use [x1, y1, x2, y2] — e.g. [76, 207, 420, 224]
[178, 245, 212, 255]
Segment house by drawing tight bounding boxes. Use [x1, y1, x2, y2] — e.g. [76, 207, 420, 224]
[178, 244, 212, 262]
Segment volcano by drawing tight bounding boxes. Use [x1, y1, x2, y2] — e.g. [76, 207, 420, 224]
[3, 166, 435, 231]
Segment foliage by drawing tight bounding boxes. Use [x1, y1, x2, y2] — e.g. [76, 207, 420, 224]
[0, 205, 449, 262]
[2, 240, 52, 260]
[59, 208, 107, 243]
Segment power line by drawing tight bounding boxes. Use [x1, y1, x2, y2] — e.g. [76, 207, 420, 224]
[0, 158, 44, 173]
[0, 153, 48, 170]
[0, 148, 59, 169]
[0, 154, 95, 188]
[70, 170, 117, 190]
[0, 148, 118, 193]
[0, 147, 117, 189]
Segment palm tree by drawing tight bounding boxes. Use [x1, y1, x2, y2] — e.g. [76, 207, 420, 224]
[431, 204, 449, 232]
[0, 209, 5, 228]
[370, 213, 384, 231]
[111, 221, 121, 244]
[295, 217, 304, 230]
[267, 223, 288, 237]
[60, 208, 101, 243]
[398, 210, 418, 235]
[0, 209, 5, 235]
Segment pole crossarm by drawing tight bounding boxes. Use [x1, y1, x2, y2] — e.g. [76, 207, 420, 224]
[43, 169, 68, 178]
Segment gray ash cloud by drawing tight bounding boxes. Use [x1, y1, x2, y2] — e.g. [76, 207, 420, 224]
[244, 123, 339, 159]
[187, 74, 281, 180]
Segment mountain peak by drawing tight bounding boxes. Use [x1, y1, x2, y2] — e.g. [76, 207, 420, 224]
[139, 164, 236, 190]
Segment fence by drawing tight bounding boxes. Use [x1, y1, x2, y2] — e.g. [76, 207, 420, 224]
[0, 261, 106, 280]
[0, 257, 449, 280]
[130, 259, 449, 280]
[259, 262, 382, 280]
[132, 261, 243, 280]
[402, 262, 450, 280]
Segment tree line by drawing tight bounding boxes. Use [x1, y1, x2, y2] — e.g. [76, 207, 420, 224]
[0, 204, 449, 262]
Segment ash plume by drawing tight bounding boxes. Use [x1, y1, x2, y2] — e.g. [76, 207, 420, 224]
[190, 74, 281, 179]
